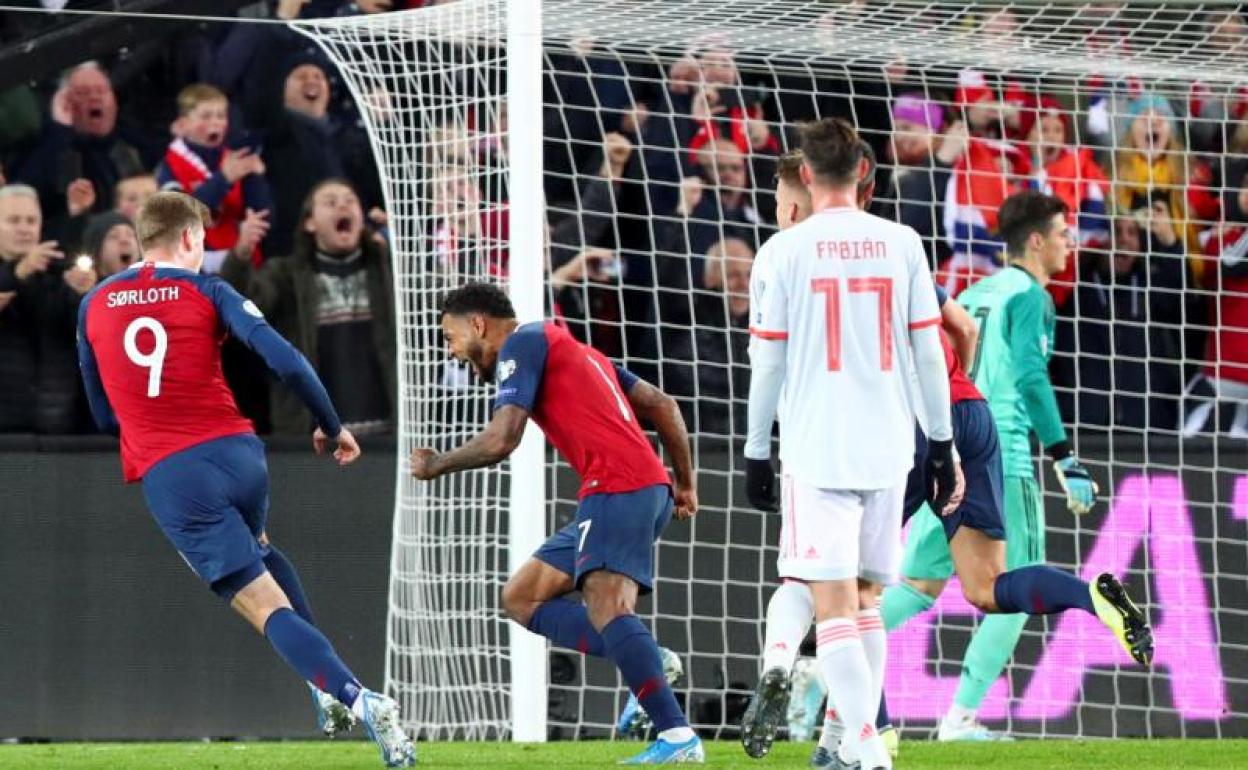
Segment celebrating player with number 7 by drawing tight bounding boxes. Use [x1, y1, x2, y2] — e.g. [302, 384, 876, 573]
[409, 283, 704, 765]
[77, 192, 414, 769]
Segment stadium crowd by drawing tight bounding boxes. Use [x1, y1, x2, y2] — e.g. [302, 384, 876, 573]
[0, 2, 1245, 439]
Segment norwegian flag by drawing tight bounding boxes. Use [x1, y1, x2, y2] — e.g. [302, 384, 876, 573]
[939, 137, 1030, 295]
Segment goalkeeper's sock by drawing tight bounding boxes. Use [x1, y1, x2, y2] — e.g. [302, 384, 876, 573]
[264, 608, 362, 707]
[881, 581, 936, 631]
[602, 615, 688, 733]
[761, 579, 814, 673]
[953, 612, 1028, 710]
[993, 566, 1096, 615]
[527, 597, 605, 656]
[815, 619, 890, 768]
[857, 608, 886, 713]
[264, 546, 316, 625]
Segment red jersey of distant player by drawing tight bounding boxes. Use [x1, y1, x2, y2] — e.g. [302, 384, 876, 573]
[943, 329, 983, 404]
[934, 283, 984, 404]
[493, 322, 671, 498]
[80, 263, 255, 481]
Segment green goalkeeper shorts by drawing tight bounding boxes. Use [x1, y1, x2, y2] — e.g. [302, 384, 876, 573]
[900, 476, 1046, 580]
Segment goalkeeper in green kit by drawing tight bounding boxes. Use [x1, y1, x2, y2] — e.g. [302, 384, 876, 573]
[885, 190, 1155, 743]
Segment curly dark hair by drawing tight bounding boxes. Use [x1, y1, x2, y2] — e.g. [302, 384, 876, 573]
[439, 281, 516, 319]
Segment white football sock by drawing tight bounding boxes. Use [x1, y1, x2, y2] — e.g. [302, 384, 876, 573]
[761, 580, 814, 674]
[658, 726, 696, 743]
[945, 701, 977, 726]
[857, 608, 887, 719]
[351, 694, 368, 721]
[816, 619, 891, 769]
[817, 706, 842, 750]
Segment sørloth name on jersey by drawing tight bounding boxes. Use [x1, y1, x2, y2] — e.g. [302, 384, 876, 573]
[105, 286, 182, 308]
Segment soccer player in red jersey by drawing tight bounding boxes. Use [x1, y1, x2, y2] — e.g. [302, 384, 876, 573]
[409, 283, 704, 765]
[77, 191, 414, 768]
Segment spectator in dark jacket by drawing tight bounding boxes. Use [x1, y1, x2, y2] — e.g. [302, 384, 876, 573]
[876, 94, 961, 265]
[243, 45, 381, 256]
[14, 63, 151, 219]
[664, 237, 753, 438]
[82, 210, 139, 278]
[682, 138, 765, 261]
[1057, 209, 1188, 430]
[221, 178, 395, 435]
[0, 184, 98, 433]
[0, 185, 37, 431]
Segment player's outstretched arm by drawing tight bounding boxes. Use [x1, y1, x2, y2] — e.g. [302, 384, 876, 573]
[208, 279, 345, 443]
[1006, 291, 1099, 514]
[625, 378, 697, 520]
[410, 404, 528, 481]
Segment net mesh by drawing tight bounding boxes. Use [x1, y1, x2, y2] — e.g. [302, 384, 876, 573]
[298, 0, 1248, 741]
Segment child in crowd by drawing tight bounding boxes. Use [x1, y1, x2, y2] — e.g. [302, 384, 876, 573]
[156, 84, 272, 272]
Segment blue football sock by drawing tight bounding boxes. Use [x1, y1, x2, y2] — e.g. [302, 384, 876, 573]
[601, 615, 687, 733]
[527, 597, 606, 656]
[877, 692, 891, 729]
[993, 565, 1095, 615]
[264, 546, 315, 625]
[264, 607, 361, 706]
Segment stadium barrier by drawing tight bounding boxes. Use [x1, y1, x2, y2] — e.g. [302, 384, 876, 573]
[1, 434, 1242, 739]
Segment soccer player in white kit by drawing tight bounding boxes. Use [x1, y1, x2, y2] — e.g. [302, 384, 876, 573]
[742, 119, 958, 770]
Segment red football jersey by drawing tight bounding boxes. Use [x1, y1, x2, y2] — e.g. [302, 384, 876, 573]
[942, 328, 984, 404]
[493, 322, 671, 498]
[933, 282, 984, 404]
[79, 263, 257, 481]
[1202, 226, 1248, 385]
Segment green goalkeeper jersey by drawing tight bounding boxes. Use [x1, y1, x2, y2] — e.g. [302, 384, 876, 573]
[958, 265, 1069, 479]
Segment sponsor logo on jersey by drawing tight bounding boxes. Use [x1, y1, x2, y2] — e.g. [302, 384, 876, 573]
[498, 358, 517, 382]
[242, 300, 263, 318]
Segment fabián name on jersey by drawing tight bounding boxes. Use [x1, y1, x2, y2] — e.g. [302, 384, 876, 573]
[814, 239, 888, 260]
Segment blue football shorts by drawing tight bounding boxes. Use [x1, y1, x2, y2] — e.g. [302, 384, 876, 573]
[534, 483, 673, 595]
[902, 398, 1006, 541]
[141, 433, 272, 599]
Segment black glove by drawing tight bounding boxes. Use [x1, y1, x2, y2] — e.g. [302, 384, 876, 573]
[745, 457, 779, 512]
[926, 438, 957, 513]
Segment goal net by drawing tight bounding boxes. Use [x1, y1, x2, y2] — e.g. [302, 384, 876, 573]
[297, 0, 1248, 741]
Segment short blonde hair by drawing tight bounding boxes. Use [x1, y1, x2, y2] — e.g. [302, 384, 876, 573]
[774, 150, 804, 188]
[176, 83, 228, 116]
[136, 191, 209, 251]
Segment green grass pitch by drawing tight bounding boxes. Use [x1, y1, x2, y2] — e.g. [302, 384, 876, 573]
[2, 739, 1246, 769]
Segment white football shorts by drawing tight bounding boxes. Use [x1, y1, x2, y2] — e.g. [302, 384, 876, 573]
[776, 473, 905, 584]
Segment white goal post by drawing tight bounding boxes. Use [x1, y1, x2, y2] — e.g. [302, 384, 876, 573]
[297, 0, 1248, 742]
